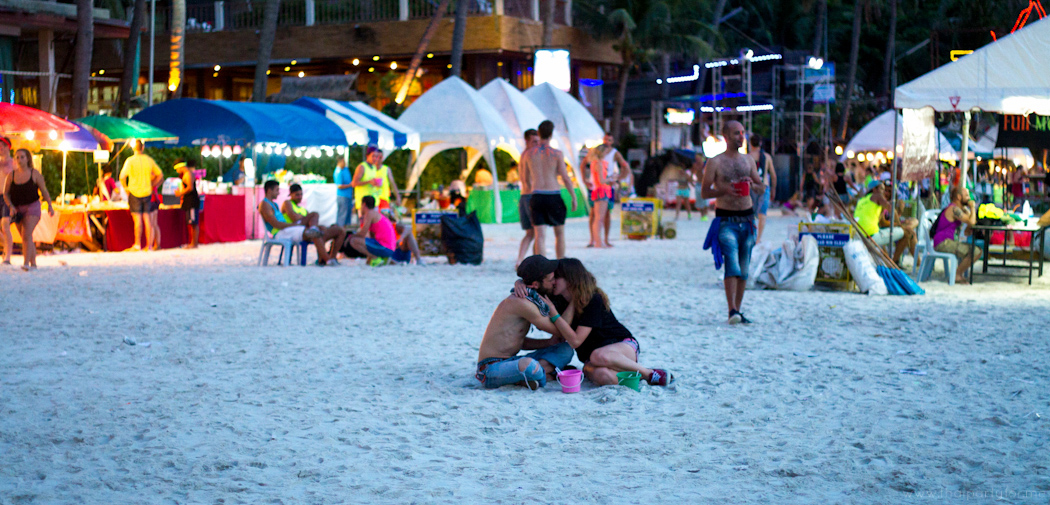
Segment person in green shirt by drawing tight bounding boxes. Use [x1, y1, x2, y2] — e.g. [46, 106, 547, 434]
[854, 180, 918, 265]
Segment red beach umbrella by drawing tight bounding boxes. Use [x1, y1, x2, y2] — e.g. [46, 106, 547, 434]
[0, 103, 80, 137]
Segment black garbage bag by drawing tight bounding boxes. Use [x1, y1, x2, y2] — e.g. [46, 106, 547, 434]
[441, 211, 484, 265]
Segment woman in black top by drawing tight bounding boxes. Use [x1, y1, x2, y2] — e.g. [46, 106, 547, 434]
[2, 149, 54, 270]
[552, 258, 672, 386]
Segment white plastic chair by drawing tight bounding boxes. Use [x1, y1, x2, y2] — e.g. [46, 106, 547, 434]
[258, 238, 302, 266]
[917, 214, 957, 285]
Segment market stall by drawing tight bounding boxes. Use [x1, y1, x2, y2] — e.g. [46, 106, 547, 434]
[134, 98, 348, 239]
[896, 16, 1050, 270]
[400, 77, 520, 223]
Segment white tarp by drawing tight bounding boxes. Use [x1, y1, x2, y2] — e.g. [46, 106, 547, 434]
[523, 82, 606, 193]
[399, 77, 519, 223]
[840, 110, 957, 162]
[895, 16, 1050, 115]
[901, 107, 939, 182]
[478, 78, 548, 154]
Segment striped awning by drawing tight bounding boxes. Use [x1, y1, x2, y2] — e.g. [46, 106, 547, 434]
[292, 98, 420, 153]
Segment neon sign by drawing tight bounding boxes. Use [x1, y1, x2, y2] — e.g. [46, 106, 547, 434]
[991, 0, 1046, 41]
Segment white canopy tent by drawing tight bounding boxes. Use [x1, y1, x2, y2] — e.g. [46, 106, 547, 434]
[895, 16, 1050, 116]
[400, 77, 520, 223]
[523, 82, 606, 193]
[478, 78, 548, 154]
[840, 110, 958, 162]
[895, 16, 1050, 181]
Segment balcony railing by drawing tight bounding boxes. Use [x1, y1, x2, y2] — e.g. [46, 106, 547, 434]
[156, 0, 570, 33]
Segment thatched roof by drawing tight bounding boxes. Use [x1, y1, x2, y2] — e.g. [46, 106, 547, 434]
[266, 74, 363, 103]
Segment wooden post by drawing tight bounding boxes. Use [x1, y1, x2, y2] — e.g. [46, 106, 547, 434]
[214, 1, 225, 30]
[38, 29, 55, 113]
[399, 0, 409, 21]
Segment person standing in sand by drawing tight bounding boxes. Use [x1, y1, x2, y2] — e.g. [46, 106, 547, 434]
[0, 137, 13, 263]
[475, 255, 576, 389]
[515, 129, 539, 268]
[523, 121, 577, 259]
[747, 133, 776, 242]
[174, 160, 201, 249]
[701, 121, 765, 325]
[119, 140, 163, 251]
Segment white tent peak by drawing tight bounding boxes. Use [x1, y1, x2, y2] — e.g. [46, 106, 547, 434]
[478, 78, 548, 154]
[399, 76, 519, 222]
[523, 82, 606, 165]
[895, 16, 1050, 115]
[841, 110, 957, 162]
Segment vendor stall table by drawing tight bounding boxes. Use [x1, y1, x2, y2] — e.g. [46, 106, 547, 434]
[466, 188, 587, 224]
[105, 195, 249, 251]
[8, 205, 94, 245]
[968, 223, 1047, 285]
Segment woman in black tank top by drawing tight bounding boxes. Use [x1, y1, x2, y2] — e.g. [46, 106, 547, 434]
[2, 149, 54, 270]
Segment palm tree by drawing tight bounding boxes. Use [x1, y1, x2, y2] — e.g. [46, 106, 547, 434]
[577, 0, 713, 139]
[119, 0, 147, 117]
[71, 0, 93, 117]
[837, 0, 864, 140]
[449, 0, 469, 77]
[170, 0, 186, 98]
[253, 0, 281, 102]
[880, 0, 897, 102]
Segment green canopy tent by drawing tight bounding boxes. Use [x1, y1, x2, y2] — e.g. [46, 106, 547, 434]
[75, 115, 178, 142]
[75, 116, 179, 197]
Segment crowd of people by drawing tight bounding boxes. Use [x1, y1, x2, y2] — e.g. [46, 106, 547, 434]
[257, 143, 421, 267]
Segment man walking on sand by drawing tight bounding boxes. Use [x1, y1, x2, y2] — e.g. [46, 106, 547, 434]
[701, 121, 765, 324]
[515, 128, 539, 267]
[523, 120, 577, 259]
[475, 255, 576, 389]
[119, 140, 163, 251]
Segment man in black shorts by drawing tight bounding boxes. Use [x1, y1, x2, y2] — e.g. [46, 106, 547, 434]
[516, 129, 539, 268]
[522, 120, 577, 259]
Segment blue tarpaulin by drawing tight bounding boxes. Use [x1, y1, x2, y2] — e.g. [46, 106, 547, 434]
[132, 98, 346, 148]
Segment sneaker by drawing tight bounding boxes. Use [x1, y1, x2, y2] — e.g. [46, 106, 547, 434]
[738, 312, 753, 324]
[728, 310, 742, 325]
[368, 257, 388, 267]
[326, 258, 340, 266]
[648, 369, 673, 386]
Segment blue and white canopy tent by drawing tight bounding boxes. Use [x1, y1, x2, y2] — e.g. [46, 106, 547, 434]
[292, 98, 420, 155]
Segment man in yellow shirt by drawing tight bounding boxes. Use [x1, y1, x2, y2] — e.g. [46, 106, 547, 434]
[854, 180, 917, 265]
[351, 145, 401, 213]
[119, 140, 163, 251]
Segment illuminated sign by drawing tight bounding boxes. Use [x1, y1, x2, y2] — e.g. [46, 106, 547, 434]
[664, 108, 695, 125]
[991, 0, 1045, 40]
[950, 50, 973, 61]
[534, 49, 571, 92]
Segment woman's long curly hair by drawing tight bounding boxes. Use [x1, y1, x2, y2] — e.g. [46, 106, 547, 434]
[554, 258, 609, 315]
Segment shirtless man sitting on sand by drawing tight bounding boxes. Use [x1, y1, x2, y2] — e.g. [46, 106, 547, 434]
[475, 255, 577, 389]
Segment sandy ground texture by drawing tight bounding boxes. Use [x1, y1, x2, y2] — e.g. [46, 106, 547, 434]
[1, 212, 1048, 504]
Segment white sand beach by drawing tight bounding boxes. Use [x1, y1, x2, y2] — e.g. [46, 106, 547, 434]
[1, 214, 1048, 503]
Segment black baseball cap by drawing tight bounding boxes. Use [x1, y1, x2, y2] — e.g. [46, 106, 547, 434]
[517, 255, 559, 285]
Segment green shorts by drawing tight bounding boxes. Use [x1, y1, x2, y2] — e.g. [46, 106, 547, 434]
[934, 238, 971, 260]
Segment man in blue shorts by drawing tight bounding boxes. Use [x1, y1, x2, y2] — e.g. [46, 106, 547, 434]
[701, 121, 765, 324]
[475, 255, 576, 389]
[748, 133, 776, 242]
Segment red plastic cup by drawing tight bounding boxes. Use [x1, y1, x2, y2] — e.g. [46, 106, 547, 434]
[733, 179, 751, 196]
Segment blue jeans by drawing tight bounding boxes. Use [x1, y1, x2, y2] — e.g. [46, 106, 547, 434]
[475, 342, 574, 389]
[336, 195, 353, 227]
[718, 216, 756, 279]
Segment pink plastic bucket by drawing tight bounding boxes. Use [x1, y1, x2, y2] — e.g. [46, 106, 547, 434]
[556, 369, 583, 393]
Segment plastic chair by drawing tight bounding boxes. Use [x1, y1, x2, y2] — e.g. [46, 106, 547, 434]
[917, 215, 957, 285]
[258, 238, 303, 266]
